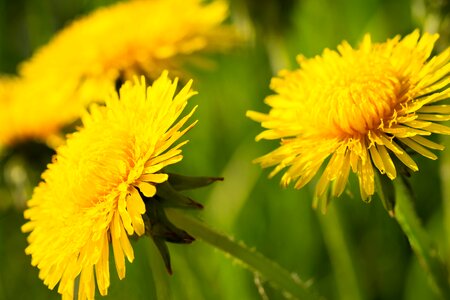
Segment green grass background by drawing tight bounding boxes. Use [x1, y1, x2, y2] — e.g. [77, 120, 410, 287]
[0, 0, 449, 299]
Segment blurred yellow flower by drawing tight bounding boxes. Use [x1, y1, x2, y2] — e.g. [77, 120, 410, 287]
[22, 71, 197, 300]
[0, 76, 91, 147]
[0, 0, 234, 146]
[20, 0, 234, 81]
[248, 30, 450, 201]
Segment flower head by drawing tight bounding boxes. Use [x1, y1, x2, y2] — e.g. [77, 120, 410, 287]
[22, 71, 197, 299]
[248, 30, 450, 201]
[0, 76, 89, 147]
[1, 0, 234, 146]
[20, 0, 234, 82]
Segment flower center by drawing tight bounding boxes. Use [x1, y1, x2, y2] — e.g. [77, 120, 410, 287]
[307, 54, 401, 137]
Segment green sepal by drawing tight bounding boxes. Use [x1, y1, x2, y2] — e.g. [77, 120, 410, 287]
[156, 180, 204, 209]
[374, 172, 396, 217]
[167, 173, 223, 191]
[151, 236, 173, 275]
[143, 212, 174, 274]
[144, 198, 195, 274]
[142, 172, 222, 275]
[145, 199, 195, 243]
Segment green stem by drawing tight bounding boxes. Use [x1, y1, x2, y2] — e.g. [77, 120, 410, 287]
[439, 136, 450, 263]
[394, 178, 450, 299]
[165, 208, 321, 300]
[317, 204, 365, 300]
[145, 239, 172, 300]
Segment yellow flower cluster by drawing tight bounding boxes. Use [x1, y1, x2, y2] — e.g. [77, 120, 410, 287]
[0, 0, 234, 147]
[10, 1, 237, 298]
[10, 0, 449, 297]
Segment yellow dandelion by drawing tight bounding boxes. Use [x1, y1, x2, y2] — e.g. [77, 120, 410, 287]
[0, 0, 234, 146]
[247, 30, 450, 201]
[20, 0, 234, 82]
[21, 71, 197, 300]
[0, 76, 89, 147]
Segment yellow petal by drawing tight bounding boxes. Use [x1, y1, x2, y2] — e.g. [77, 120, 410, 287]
[137, 181, 157, 197]
[111, 214, 125, 280]
[377, 145, 396, 179]
[140, 173, 169, 184]
[399, 138, 438, 160]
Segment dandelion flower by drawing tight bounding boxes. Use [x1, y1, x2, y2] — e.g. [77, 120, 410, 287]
[0, 76, 88, 147]
[20, 0, 234, 82]
[22, 71, 197, 299]
[0, 0, 234, 146]
[247, 30, 450, 201]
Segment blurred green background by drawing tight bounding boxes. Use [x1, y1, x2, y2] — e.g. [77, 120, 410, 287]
[0, 0, 449, 299]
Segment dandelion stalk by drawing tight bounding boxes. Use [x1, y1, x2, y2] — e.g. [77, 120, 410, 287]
[146, 239, 172, 300]
[440, 136, 450, 263]
[165, 207, 321, 300]
[317, 204, 365, 300]
[394, 178, 450, 299]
